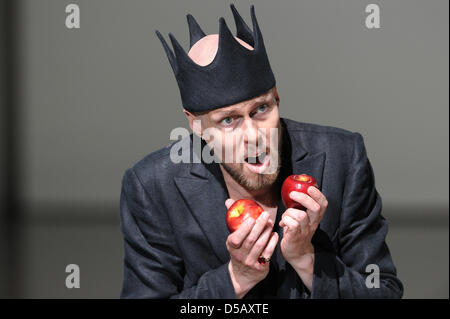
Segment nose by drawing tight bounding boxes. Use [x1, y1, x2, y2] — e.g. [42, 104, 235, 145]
[242, 117, 260, 153]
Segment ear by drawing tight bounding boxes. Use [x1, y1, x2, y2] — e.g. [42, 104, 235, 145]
[272, 86, 280, 106]
[183, 109, 203, 136]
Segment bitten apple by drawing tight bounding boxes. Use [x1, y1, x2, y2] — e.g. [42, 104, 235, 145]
[226, 199, 264, 233]
[281, 174, 318, 210]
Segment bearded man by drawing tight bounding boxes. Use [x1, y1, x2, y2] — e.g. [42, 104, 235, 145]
[119, 4, 403, 299]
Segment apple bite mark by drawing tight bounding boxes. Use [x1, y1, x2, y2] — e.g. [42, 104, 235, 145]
[229, 205, 244, 218]
[295, 175, 310, 182]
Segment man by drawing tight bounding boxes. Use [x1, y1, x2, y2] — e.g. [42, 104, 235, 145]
[119, 4, 403, 298]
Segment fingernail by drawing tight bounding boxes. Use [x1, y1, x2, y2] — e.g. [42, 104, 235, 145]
[247, 217, 255, 225]
[261, 211, 268, 219]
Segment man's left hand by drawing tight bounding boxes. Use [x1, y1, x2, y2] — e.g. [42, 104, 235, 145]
[279, 186, 328, 265]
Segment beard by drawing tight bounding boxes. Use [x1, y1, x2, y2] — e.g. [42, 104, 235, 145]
[219, 128, 283, 191]
[220, 160, 281, 191]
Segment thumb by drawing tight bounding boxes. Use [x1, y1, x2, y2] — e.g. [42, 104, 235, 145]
[225, 198, 236, 210]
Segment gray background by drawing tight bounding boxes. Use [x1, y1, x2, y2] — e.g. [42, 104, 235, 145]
[1, 0, 448, 298]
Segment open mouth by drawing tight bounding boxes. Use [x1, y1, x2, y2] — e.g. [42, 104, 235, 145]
[245, 151, 267, 165]
[244, 151, 270, 174]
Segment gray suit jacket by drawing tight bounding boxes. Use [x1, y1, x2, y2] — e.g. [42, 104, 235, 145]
[119, 118, 403, 298]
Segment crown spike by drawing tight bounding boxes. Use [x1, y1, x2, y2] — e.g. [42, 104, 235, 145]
[219, 16, 248, 59]
[155, 30, 178, 73]
[250, 5, 262, 50]
[218, 17, 236, 48]
[168, 32, 189, 62]
[187, 14, 206, 48]
[230, 4, 254, 47]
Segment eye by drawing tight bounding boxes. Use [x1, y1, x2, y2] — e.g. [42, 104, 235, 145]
[220, 117, 234, 126]
[257, 104, 268, 113]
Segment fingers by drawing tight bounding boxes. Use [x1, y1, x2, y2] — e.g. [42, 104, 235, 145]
[280, 215, 298, 234]
[226, 211, 271, 251]
[242, 212, 272, 251]
[289, 188, 327, 225]
[307, 187, 328, 220]
[225, 198, 236, 210]
[259, 232, 279, 260]
[289, 191, 320, 213]
[247, 222, 274, 262]
[279, 208, 309, 233]
[227, 217, 255, 250]
[307, 186, 328, 208]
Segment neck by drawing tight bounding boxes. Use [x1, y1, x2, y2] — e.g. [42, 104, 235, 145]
[220, 165, 279, 209]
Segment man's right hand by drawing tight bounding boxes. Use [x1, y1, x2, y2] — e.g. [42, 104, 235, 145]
[225, 199, 279, 299]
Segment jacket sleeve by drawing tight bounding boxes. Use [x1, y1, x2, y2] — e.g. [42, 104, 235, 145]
[310, 132, 404, 299]
[119, 168, 237, 299]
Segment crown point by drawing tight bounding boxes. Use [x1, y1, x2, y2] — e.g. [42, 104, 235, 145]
[250, 5, 256, 19]
[250, 5, 256, 17]
[168, 32, 186, 57]
[187, 14, 206, 48]
[155, 30, 178, 74]
[218, 17, 232, 35]
[218, 17, 228, 31]
[186, 13, 196, 24]
[230, 3, 255, 47]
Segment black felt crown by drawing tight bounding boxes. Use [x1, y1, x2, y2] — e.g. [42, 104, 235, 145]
[155, 4, 276, 113]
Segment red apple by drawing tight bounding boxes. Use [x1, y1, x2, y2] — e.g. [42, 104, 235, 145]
[226, 199, 264, 233]
[281, 174, 318, 210]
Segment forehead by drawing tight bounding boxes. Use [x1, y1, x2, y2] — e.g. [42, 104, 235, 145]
[207, 90, 273, 118]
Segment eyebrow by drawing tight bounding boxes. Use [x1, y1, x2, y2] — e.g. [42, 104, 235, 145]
[211, 109, 240, 119]
[211, 94, 271, 119]
[254, 95, 267, 104]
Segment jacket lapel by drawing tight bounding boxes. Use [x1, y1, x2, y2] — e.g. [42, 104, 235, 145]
[273, 122, 326, 276]
[286, 123, 326, 191]
[291, 152, 326, 191]
[174, 149, 231, 265]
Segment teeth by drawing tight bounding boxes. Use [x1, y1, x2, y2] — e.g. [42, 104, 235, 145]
[246, 152, 266, 164]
